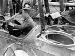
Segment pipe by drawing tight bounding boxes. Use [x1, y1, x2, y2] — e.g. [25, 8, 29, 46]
[44, 0, 50, 13]
[38, 0, 45, 31]
[59, 0, 65, 12]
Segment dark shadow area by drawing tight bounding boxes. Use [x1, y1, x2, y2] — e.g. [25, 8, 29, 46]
[46, 34, 74, 45]
[7, 25, 32, 37]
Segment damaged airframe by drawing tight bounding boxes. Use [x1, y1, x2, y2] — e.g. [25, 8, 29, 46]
[0, 0, 75, 56]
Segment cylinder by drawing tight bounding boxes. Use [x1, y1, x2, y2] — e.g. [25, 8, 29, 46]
[44, 0, 50, 13]
[59, 0, 65, 12]
[0, 0, 3, 14]
[0, 0, 8, 15]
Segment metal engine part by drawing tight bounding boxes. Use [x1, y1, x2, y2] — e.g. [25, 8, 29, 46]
[41, 29, 75, 48]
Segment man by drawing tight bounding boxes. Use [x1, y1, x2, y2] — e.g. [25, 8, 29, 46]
[8, 3, 37, 37]
[61, 9, 75, 25]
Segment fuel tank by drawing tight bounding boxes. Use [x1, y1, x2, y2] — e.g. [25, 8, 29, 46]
[41, 25, 75, 50]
